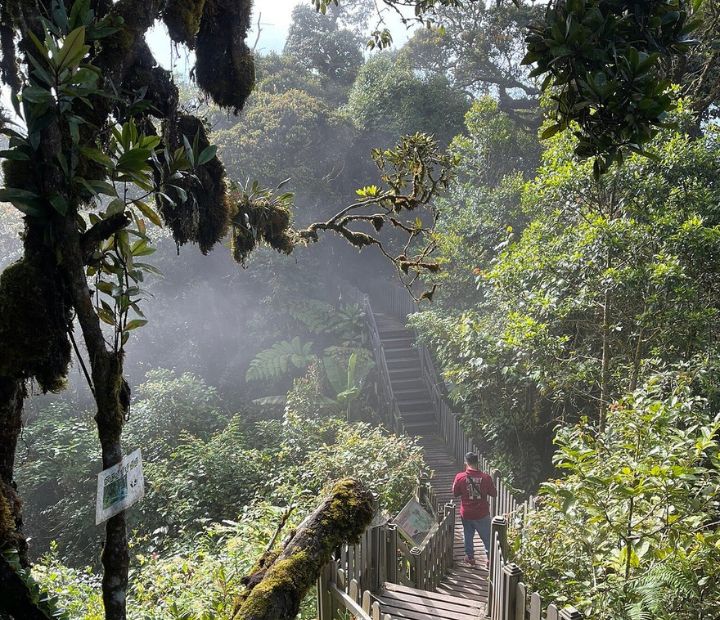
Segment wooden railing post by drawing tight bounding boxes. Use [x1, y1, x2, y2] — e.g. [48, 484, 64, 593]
[487, 516, 508, 619]
[386, 523, 398, 584]
[376, 524, 386, 591]
[501, 563, 523, 620]
[491, 516, 508, 565]
[417, 476, 429, 511]
[445, 503, 455, 572]
[411, 546, 425, 590]
[317, 562, 337, 620]
[491, 469, 501, 518]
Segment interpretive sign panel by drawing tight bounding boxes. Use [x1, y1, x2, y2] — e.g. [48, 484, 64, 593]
[96, 449, 144, 525]
[394, 498, 434, 545]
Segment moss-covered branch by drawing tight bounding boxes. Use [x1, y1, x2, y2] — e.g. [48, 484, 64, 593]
[233, 478, 374, 620]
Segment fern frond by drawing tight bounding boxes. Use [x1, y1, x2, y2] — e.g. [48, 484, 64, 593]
[246, 337, 316, 383]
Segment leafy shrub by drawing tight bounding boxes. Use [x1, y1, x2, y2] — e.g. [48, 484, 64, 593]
[138, 416, 271, 539]
[125, 369, 230, 460]
[301, 423, 426, 515]
[18, 370, 239, 563]
[30, 545, 104, 620]
[16, 403, 100, 564]
[514, 367, 720, 619]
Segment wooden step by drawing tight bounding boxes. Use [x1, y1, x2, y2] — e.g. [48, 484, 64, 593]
[379, 326, 410, 336]
[385, 356, 422, 366]
[389, 367, 422, 380]
[398, 401, 435, 412]
[375, 582, 484, 620]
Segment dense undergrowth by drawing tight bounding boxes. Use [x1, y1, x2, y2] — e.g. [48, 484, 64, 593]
[19, 366, 425, 619]
[2, 2, 720, 618]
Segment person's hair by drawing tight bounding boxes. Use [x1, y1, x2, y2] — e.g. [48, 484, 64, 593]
[464, 452, 478, 466]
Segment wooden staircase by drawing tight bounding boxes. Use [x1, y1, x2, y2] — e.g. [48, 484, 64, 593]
[374, 313, 437, 436]
[373, 312, 489, 619]
[316, 286, 584, 620]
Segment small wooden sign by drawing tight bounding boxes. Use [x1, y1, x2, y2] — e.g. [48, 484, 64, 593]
[394, 499, 434, 545]
[96, 449, 144, 525]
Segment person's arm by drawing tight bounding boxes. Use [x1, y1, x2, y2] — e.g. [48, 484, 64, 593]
[483, 472, 497, 498]
[452, 473, 464, 497]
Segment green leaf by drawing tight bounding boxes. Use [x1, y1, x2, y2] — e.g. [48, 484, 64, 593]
[21, 86, 53, 104]
[541, 123, 563, 140]
[98, 307, 115, 326]
[49, 194, 68, 215]
[106, 199, 126, 216]
[0, 188, 44, 216]
[130, 239, 156, 257]
[133, 200, 163, 226]
[196, 145, 217, 166]
[26, 31, 49, 60]
[0, 150, 30, 161]
[116, 147, 151, 172]
[124, 319, 148, 331]
[55, 26, 87, 72]
[80, 146, 114, 168]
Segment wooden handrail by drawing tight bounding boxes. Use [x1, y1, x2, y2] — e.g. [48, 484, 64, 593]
[319, 561, 393, 620]
[362, 294, 406, 436]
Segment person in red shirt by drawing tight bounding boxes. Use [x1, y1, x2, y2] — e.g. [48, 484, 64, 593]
[452, 452, 497, 567]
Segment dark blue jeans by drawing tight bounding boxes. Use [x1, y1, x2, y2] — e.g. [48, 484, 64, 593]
[461, 515, 491, 559]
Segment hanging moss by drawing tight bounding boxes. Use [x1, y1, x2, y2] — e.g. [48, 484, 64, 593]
[231, 193, 295, 265]
[3, 158, 35, 193]
[195, 0, 255, 111]
[160, 114, 230, 254]
[231, 225, 256, 264]
[163, 0, 207, 47]
[0, 258, 71, 393]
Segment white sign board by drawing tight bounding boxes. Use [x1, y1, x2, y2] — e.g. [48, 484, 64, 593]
[96, 449, 144, 525]
[394, 498, 434, 545]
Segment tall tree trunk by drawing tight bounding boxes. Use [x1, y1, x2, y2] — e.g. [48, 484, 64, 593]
[0, 555, 52, 620]
[0, 376, 27, 559]
[62, 221, 130, 620]
[629, 326, 644, 393]
[0, 378, 53, 619]
[599, 289, 611, 431]
[0, 377, 24, 487]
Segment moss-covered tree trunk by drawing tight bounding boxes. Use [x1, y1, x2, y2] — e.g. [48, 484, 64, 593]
[0, 377, 26, 552]
[233, 478, 374, 620]
[0, 378, 51, 619]
[62, 220, 131, 620]
[0, 378, 24, 488]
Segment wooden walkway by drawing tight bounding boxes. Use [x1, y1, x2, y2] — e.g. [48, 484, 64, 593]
[373, 313, 489, 620]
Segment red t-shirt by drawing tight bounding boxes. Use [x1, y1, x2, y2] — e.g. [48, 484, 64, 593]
[451, 468, 497, 520]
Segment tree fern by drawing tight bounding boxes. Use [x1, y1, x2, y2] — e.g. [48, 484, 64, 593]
[288, 298, 365, 345]
[287, 299, 335, 334]
[245, 337, 316, 383]
[322, 347, 374, 400]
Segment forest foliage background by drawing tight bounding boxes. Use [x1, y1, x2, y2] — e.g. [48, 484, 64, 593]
[0, 1, 719, 619]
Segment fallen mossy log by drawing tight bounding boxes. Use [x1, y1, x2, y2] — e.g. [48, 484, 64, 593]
[233, 478, 374, 620]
